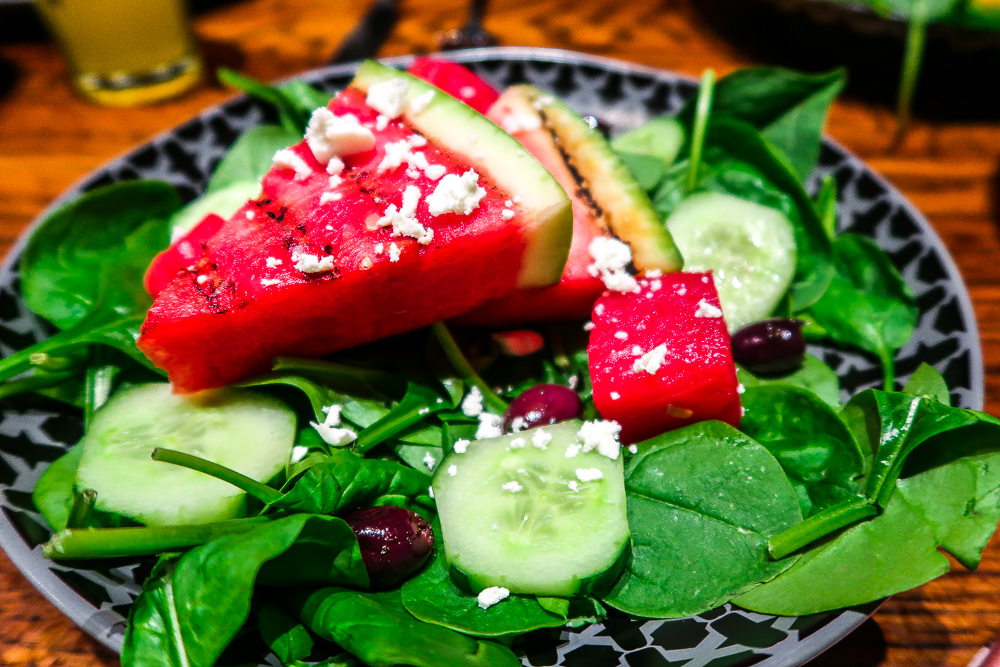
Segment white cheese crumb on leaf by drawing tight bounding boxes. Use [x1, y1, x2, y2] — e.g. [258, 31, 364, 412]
[422, 452, 436, 470]
[461, 386, 484, 417]
[477, 586, 510, 610]
[453, 439, 470, 454]
[476, 413, 503, 440]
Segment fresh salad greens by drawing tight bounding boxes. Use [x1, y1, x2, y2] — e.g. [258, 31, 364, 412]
[1, 61, 997, 667]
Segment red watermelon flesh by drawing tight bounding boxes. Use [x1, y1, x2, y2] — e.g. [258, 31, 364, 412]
[588, 271, 742, 444]
[406, 57, 499, 114]
[144, 213, 226, 297]
[139, 88, 535, 393]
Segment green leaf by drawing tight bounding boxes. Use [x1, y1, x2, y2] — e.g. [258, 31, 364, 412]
[740, 385, 864, 516]
[602, 421, 802, 618]
[218, 69, 332, 135]
[738, 354, 841, 408]
[903, 363, 951, 405]
[610, 117, 685, 165]
[257, 602, 314, 665]
[401, 529, 567, 637]
[294, 588, 522, 667]
[207, 125, 302, 193]
[121, 515, 366, 667]
[616, 151, 668, 191]
[21, 181, 179, 330]
[240, 371, 386, 425]
[354, 381, 451, 454]
[32, 445, 84, 532]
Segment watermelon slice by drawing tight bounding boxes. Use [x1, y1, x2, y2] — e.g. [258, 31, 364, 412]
[138, 62, 572, 393]
[588, 271, 742, 444]
[455, 85, 683, 327]
[406, 57, 499, 114]
[145, 213, 226, 297]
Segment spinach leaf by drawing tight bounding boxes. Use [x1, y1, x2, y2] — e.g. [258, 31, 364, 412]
[207, 125, 301, 193]
[354, 381, 451, 454]
[121, 515, 366, 667]
[257, 601, 315, 665]
[270, 449, 433, 516]
[21, 181, 178, 330]
[804, 234, 918, 390]
[903, 362, 950, 405]
[602, 421, 802, 618]
[218, 69, 332, 135]
[401, 526, 567, 637]
[294, 588, 522, 667]
[32, 445, 83, 532]
[611, 117, 685, 165]
[740, 385, 864, 516]
[616, 151, 668, 191]
[738, 353, 842, 408]
[240, 371, 381, 424]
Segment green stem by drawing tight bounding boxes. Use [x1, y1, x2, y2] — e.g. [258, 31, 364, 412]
[894, 14, 927, 144]
[272, 356, 403, 396]
[431, 322, 507, 415]
[685, 68, 716, 194]
[65, 489, 97, 529]
[816, 174, 838, 243]
[768, 496, 877, 560]
[152, 448, 283, 505]
[880, 348, 896, 392]
[84, 360, 117, 431]
[0, 371, 75, 401]
[43, 517, 270, 560]
[546, 324, 571, 371]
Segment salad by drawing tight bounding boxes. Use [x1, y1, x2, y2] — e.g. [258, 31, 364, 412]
[0, 56, 998, 667]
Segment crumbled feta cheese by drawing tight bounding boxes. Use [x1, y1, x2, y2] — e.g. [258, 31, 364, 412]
[588, 237, 639, 293]
[646, 269, 662, 278]
[502, 112, 542, 133]
[594, 303, 605, 316]
[461, 386, 484, 417]
[428, 486, 434, 498]
[423, 452, 436, 470]
[375, 115, 389, 131]
[492, 522, 498, 530]
[328, 175, 342, 189]
[504, 199, 513, 207]
[583, 322, 595, 331]
[676, 286, 687, 296]
[260, 278, 281, 287]
[577, 420, 622, 459]
[266, 257, 283, 268]
[290, 445, 309, 463]
[425, 170, 487, 217]
[409, 89, 435, 114]
[567, 375, 579, 390]
[272, 148, 313, 181]
[453, 439, 470, 454]
[510, 416, 526, 432]
[633, 344, 668, 375]
[477, 586, 510, 610]
[418, 407, 430, 415]
[694, 298, 724, 318]
[196, 274, 208, 285]
[513, 194, 522, 203]
[476, 413, 503, 439]
[631, 345, 643, 356]
[737, 383, 746, 394]
[509, 438, 526, 449]
[374, 242, 385, 254]
[601, 269, 640, 294]
[568, 481, 579, 492]
[532, 428, 552, 450]
[366, 78, 409, 118]
[628, 444, 639, 454]
[377, 185, 433, 244]
[327, 157, 345, 175]
[576, 467, 604, 482]
[650, 279, 662, 291]
[447, 464, 458, 476]
[305, 108, 375, 165]
[565, 443, 582, 458]
[410, 135, 427, 147]
[424, 163, 447, 181]
[310, 405, 356, 446]
[245, 210, 255, 220]
[610, 391, 621, 400]
[614, 331, 628, 340]
[319, 192, 343, 205]
[292, 250, 335, 273]
[501, 208, 515, 220]
[388, 242, 401, 262]
[501, 481, 522, 493]
[459, 85, 478, 100]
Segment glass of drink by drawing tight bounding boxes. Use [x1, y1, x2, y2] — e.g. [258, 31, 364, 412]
[33, 0, 203, 106]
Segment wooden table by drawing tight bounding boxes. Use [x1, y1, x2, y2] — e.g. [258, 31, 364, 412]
[2, 0, 999, 664]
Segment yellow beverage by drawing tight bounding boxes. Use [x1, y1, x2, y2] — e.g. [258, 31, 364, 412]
[34, 0, 202, 106]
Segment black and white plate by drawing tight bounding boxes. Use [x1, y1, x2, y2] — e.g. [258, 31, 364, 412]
[0, 47, 983, 667]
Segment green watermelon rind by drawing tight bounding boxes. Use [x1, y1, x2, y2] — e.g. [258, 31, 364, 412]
[351, 61, 573, 289]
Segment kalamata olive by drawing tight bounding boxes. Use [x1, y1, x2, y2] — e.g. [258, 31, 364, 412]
[343, 505, 434, 587]
[731, 318, 806, 376]
[502, 383, 584, 433]
[582, 115, 613, 138]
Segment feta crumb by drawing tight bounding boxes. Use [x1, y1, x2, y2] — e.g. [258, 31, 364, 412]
[631, 345, 643, 356]
[505, 199, 513, 207]
[567, 375, 579, 390]
[423, 452, 436, 470]
[694, 298, 724, 318]
[565, 443, 582, 458]
[568, 481, 579, 492]
[588, 237, 640, 293]
[447, 464, 457, 476]
[646, 269, 662, 278]
[459, 85, 478, 100]
[406, 168, 421, 179]
[477, 586, 510, 610]
[245, 210, 255, 220]
[476, 413, 503, 439]
[260, 278, 281, 287]
[513, 194, 522, 203]
[388, 242, 401, 262]
[410, 135, 427, 147]
[453, 439, 470, 454]
[305, 108, 375, 165]
[532, 428, 552, 450]
[610, 391, 621, 400]
[428, 486, 434, 498]
[328, 175, 342, 189]
[492, 522, 498, 530]
[327, 156, 345, 175]
[650, 279, 662, 291]
[375, 115, 389, 131]
[310, 406, 356, 446]
[425, 170, 487, 216]
[378, 185, 433, 244]
[292, 250, 335, 273]
[196, 274, 208, 285]
[702, 276, 709, 283]
[509, 438, 526, 449]
[577, 420, 622, 459]
[409, 89, 435, 114]
[633, 344, 668, 375]
[319, 192, 343, 205]
[366, 78, 409, 119]
[374, 242, 384, 254]
[502, 112, 542, 133]
[583, 322, 595, 331]
[576, 467, 604, 482]
[424, 163, 447, 181]
[737, 383, 746, 395]
[502, 208, 515, 220]
[628, 444, 639, 454]
[272, 148, 313, 181]
[461, 386, 484, 417]
[501, 481, 523, 493]
[601, 269, 641, 294]
[594, 303, 605, 316]
[614, 331, 628, 340]
[290, 445, 309, 463]
[510, 416, 526, 432]
[418, 407, 430, 415]
[266, 257, 283, 268]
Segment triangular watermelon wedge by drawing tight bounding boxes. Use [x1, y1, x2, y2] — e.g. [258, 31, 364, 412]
[137, 62, 572, 393]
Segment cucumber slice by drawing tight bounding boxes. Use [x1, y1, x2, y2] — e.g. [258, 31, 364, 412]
[432, 420, 629, 597]
[75, 383, 295, 526]
[665, 191, 797, 331]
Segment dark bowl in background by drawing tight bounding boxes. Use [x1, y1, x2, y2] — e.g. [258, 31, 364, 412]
[695, 0, 1000, 122]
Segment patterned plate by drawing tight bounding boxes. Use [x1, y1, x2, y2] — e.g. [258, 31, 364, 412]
[0, 47, 983, 667]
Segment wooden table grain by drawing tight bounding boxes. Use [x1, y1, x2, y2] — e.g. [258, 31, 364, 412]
[2, 0, 1000, 665]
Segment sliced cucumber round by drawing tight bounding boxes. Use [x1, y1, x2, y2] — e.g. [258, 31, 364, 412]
[665, 191, 797, 331]
[75, 383, 295, 526]
[432, 420, 629, 597]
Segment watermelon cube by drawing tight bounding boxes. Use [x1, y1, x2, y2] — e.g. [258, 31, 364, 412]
[588, 271, 742, 443]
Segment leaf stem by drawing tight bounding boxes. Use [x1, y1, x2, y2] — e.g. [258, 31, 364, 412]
[272, 356, 403, 396]
[894, 13, 927, 145]
[880, 348, 896, 392]
[66, 489, 97, 529]
[151, 448, 283, 505]
[43, 517, 270, 560]
[816, 174, 838, 243]
[686, 68, 716, 194]
[431, 322, 507, 415]
[0, 370, 75, 401]
[768, 496, 877, 560]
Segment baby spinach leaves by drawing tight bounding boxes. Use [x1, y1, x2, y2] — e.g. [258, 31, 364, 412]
[603, 421, 802, 618]
[218, 69, 332, 135]
[207, 125, 300, 193]
[738, 353, 842, 408]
